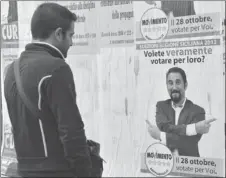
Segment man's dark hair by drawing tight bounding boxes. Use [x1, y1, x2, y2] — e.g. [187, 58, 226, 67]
[166, 67, 187, 84]
[31, 3, 77, 39]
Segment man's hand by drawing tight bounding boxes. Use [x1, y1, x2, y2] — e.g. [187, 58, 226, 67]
[195, 118, 216, 134]
[147, 124, 161, 141]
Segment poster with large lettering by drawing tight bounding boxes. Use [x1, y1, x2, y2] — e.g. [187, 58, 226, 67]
[1, 22, 19, 49]
[17, 1, 100, 54]
[1, 29, 19, 178]
[1, 1, 19, 177]
[135, 1, 223, 42]
[134, 1, 225, 177]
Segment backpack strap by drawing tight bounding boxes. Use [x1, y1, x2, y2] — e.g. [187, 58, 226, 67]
[13, 58, 44, 120]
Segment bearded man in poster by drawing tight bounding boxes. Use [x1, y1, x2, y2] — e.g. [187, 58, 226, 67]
[147, 67, 216, 157]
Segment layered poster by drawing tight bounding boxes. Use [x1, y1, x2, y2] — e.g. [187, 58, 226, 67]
[17, 1, 100, 54]
[1, 31, 19, 178]
[1, 1, 19, 177]
[134, 1, 225, 177]
[98, 0, 134, 47]
[65, 1, 100, 54]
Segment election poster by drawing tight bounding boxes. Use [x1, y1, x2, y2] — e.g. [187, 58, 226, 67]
[17, 1, 100, 54]
[1, 24, 19, 178]
[65, 1, 100, 54]
[1, 22, 19, 49]
[98, 0, 134, 47]
[137, 37, 225, 177]
[1, 1, 20, 177]
[135, 1, 223, 42]
[133, 1, 225, 177]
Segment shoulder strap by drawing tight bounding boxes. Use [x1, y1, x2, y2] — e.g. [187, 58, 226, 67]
[13, 58, 43, 120]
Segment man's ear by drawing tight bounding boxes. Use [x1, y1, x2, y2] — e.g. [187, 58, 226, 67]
[185, 82, 188, 90]
[54, 27, 63, 41]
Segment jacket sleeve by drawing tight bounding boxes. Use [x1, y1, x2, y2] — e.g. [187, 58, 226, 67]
[46, 65, 92, 177]
[156, 102, 205, 150]
[177, 112, 204, 151]
[155, 102, 187, 136]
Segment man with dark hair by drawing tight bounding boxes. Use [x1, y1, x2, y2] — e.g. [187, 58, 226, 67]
[147, 67, 216, 157]
[4, 3, 92, 177]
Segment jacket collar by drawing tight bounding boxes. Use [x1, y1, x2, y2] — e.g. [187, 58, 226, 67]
[167, 98, 191, 125]
[25, 42, 65, 60]
[171, 98, 187, 109]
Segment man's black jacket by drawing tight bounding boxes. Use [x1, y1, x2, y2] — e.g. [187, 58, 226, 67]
[4, 43, 92, 177]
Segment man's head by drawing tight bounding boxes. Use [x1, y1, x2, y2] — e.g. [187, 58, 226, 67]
[166, 67, 187, 104]
[31, 3, 77, 58]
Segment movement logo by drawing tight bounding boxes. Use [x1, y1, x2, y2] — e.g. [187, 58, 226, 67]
[140, 8, 169, 41]
[145, 143, 174, 177]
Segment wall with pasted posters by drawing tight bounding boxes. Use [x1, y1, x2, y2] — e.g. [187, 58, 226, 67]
[1, 1, 225, 177]
[1, 2, 20, 176]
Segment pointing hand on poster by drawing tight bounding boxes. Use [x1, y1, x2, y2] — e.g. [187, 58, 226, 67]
[146, 120, 161, 141]
[195, 117, 217, 134]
